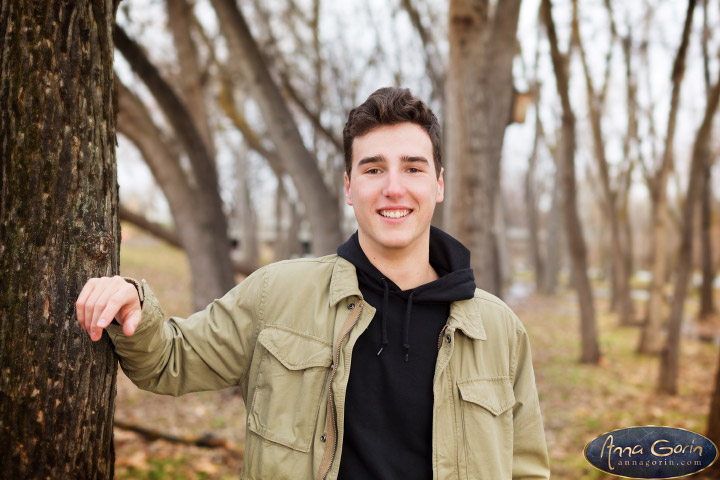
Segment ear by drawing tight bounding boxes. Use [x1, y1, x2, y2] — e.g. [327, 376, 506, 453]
[435, 167, 444, 203]
[344, 172, 353, 206]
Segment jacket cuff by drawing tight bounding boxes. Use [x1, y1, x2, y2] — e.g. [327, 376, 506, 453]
[106, 278, 163, 340]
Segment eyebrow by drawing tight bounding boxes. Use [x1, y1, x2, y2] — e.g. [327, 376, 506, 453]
[356, 155, 430, 167]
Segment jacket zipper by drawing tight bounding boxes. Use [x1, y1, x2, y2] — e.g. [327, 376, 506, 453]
[320, 301, 364, 480]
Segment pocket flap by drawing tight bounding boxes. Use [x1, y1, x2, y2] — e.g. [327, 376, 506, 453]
[457, 377, 515, 416]
[257, 327, 332, 370]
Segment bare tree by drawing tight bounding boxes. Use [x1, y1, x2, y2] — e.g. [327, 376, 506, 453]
[658, 58, 720, 395]
[0, 1, 120, 476]
[444, 0, 523, 296]
[541, 0, 601, 364]
[115, 26, 236, 308]
[638, 0, 696, 354]
[209, 0, 343, 254]
[526, 96, 545, 293]
[571, 0, 634, 325]
[698, 0, 717, 321]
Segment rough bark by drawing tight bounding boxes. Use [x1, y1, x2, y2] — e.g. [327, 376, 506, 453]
[445, 0, 522, 296]
[541, 0, 601, 364]
[657, 66, 720, 395]
[0, 1, 119, 477]
[209, 0, 343, 255]
[638, 0, 696, 354]
[571, 0, 633, 325]
[116, 81, 233, 309]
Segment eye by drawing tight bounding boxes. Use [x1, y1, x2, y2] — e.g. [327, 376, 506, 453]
[365, 168, 381, 174]
[407, 167, 422, 173]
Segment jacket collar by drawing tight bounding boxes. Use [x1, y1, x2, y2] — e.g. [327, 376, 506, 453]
[447, 296, 487, 341]
[329, 256, 363, 306]
[329, 256, 486, 341]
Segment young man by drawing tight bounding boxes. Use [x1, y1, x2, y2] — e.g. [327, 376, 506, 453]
[76, 87, 550, 479]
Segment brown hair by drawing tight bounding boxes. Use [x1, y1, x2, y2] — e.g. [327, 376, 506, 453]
[343, 87, 442, 178]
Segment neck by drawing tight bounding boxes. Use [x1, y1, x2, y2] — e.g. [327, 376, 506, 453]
[357, 232, 438, 290]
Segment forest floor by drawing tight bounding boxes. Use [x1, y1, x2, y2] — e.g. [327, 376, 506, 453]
[113, 226, 720, 479]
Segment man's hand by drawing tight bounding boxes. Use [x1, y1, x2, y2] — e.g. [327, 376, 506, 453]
[76, 276, 142, 341]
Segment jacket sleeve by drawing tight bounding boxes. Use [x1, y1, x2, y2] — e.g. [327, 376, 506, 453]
[511, 321, 551, 479]
[106, 269, 266, 396]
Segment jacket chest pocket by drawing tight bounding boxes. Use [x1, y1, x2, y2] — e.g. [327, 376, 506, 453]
[248, 327, 332, 452]
[457, 377, 515, 478]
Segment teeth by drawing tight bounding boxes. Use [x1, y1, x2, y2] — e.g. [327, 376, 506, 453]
[380, 209, 410, 218]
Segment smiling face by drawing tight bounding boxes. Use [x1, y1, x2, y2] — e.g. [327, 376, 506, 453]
[345, 122, 444, 261]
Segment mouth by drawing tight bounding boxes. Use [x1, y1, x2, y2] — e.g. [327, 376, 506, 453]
[378, 209, 412, 219]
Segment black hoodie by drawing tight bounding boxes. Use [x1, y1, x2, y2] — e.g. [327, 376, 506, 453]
[337, 226, 476, 480]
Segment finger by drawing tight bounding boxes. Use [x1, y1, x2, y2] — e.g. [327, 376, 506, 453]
[90, 294, 123, 341]
[122, 310, 142, 337]
[86, 280, 111, 334]
[75, 279, 97, 330]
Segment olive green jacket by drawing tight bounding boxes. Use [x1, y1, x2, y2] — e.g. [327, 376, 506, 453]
[109, 255, 550, 479]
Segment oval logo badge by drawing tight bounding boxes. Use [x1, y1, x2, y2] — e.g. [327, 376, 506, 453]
[584, 426, 718, 478]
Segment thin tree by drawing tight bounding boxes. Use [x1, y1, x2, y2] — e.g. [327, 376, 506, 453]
[638, 0, 696, 354]
[0, 1, 120, 477]
[698, 0, 717, 321]
[571, 0, 634, 326]
[657, 55, 720, 395]
[209, 0, 343, 255]
[541, 0, 601, 364]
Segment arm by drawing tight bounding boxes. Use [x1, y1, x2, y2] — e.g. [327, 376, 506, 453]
[76, 271, 265, 396]
[511, 323, 551, 479]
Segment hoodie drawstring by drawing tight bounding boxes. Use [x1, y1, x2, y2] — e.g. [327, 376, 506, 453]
[403, 291, 415, 362]
[377, 278, 390, 356]
[376, 279, 415, 362]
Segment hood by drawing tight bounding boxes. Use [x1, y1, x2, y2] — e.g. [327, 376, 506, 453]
[337, 226, 476, 360]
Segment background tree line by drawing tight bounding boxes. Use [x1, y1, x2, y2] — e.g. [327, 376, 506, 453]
[2, 0, 720, 477]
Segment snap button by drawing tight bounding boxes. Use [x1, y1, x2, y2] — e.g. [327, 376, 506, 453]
[446, 333, 452, 344]
[348, 302, 355, 310]
[321, 434, 327, 442]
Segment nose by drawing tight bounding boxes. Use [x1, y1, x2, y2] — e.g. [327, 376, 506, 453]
[382, 170, 405, 197]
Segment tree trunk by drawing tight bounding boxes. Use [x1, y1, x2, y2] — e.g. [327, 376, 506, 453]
[572, 0, 633, 325]
[541, 153, 562, 295]
[526, 107, 544, 292]
[699, 157, 716, 319]
[707, 350, 720, 478]
[639, 0, 696, 354]
[541, 0, 600, 364]
[116, 82, 233, 309]
[115, 27, 236, 306]
[445, 0, 522, 296]
[0, 1, 120, 477]
[166, 0, 215, 157]
[209, 0, 343, 255]
[657, 67, 720, 395]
